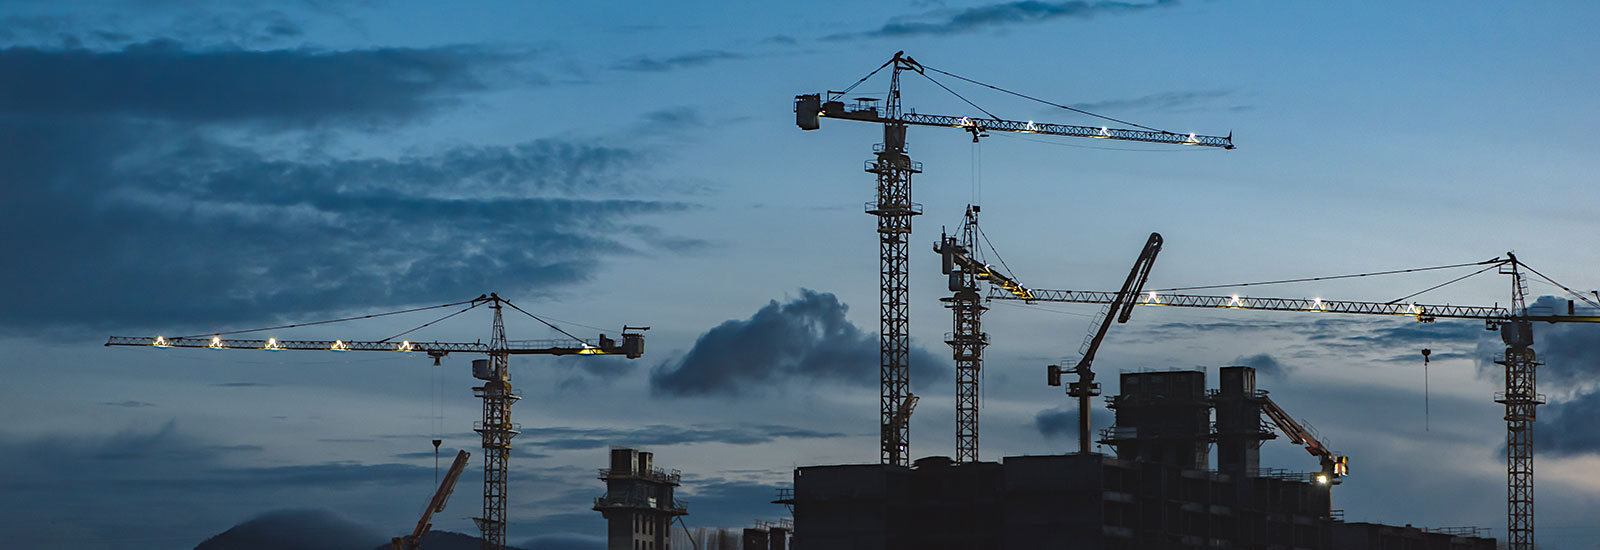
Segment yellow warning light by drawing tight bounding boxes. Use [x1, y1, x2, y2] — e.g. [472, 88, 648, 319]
[578, 346, 603, 355]
[264, 337, 282, 351]
[331, 340, 349, 352]
[398, 341, 416, 352]
[209, 336, 225, 349]
[152, 336, 171, 348]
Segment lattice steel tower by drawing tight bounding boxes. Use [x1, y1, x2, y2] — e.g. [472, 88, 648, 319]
[863, 55, 922, 467]
[1494, 256, 1542, 550]
[472, 300, 518, 550]
[941, 207, 986, 464]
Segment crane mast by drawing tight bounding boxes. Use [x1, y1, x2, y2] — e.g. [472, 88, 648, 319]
[938, 206, 986, 464]
[798, 51, 1231, 465]
[108, 293, 647, 550]
[992, 255, 1599, 550]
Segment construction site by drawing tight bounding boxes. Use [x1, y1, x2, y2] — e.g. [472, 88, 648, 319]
[85, 46, 1600, 550]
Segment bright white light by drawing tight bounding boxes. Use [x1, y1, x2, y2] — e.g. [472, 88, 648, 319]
[1147, 291, 1159, 303]
[1313, 298, 1324, 310]
[1230, 294, 1241, 306]
[153, 336, 170, 348]
[209, 336, 224, 349]
[398, 340, 415, 352]
[1316, 474, 1330, 485]
[265, 337, 281, 351]
[331, 340, 349, 352]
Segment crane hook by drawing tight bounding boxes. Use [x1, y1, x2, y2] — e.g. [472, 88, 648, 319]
[1421, 348, 1430, 366]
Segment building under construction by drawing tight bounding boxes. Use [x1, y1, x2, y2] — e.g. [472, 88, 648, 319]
[784, 366, 1495, 550]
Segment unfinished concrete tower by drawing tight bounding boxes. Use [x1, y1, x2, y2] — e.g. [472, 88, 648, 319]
[1100, 369, 1210, 469]
[1214, 366, 1274, 476]
[595, 448, 686, 550]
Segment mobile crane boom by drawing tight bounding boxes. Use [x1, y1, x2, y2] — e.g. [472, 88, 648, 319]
[393, 450, 472, 550]
[1259, 396, 1349, 483]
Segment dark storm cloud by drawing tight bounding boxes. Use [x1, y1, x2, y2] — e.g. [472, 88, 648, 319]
[1232, 353, 1287, 377]
[519, 423, 845, 450]
[649, 290, 949, 396]
[832, 0, 1177, 39]
[0, 40, 489, 125]
[0, 124, 692, 331]
[1034, 406, 1113, 439]
[612, 50, 742, 72]
[1539, 393, 1600, 456]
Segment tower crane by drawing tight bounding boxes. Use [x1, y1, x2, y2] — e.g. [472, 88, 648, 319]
[798, 51, 1232, 466]
[107, 293, 647, 550]
[989, 255, 1600, 550]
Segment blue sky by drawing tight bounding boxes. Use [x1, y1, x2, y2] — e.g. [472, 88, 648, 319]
[3, 1, 1600, 548]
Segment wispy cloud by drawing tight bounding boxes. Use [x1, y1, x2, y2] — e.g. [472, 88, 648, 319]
[612, 50, 741, 72]
[830, 0, 1178, 40]
[519, 423, 845, 450]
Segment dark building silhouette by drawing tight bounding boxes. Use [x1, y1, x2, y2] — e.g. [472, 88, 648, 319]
[786, 366, 1495, 550]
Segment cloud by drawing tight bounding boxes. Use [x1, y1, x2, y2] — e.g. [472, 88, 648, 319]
[0, 422, 455, 549]
[649, 289, 948, 396]
[676, 479, 789, 528]
[0, 40, 490, 126]
[1033, 406, 1114, 439]
[0, 124, 694, 331]
[519, 423, 845, 450]
[1067, 90, 1233, 113]
[1232, 353, 1287, 377]
[612, 50, 741, 72]
[101, 400, 157, 407]
[1539, 393, 1600, 456]
[832, 0, 1177, 39]
[214, 382, 274, 388]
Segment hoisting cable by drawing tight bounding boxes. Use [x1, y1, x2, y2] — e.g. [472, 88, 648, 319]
[919, 63, 1169, 133]
[502, 299, 589, 344]
[380, 302, 482, 343]
[1150, 258, 1504, 293]
[1519, 262, 1600, 310]
[176, 298, 483, 339]
[1385, 263, 1502, 304]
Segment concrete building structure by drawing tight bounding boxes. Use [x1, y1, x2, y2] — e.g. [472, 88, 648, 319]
[595, 448, 687, 550]
[786, 366, 1496, 550]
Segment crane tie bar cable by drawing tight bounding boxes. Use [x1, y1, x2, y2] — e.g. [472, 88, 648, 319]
[501, 299, 588, 345]
[176, 298, 484, 339]
[380, 302, 482, 343]
[1386, 263, 1502, 304]
[919, 64, 1168, 133]
[1151, 258, 1504, 293]
[918, 70, 1000, 121]
[1518, 261, 1600, 310]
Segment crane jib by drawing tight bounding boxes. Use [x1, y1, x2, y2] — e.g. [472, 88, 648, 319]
[989, 288, 1600, 324]
[796, 93, 1234, 149]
